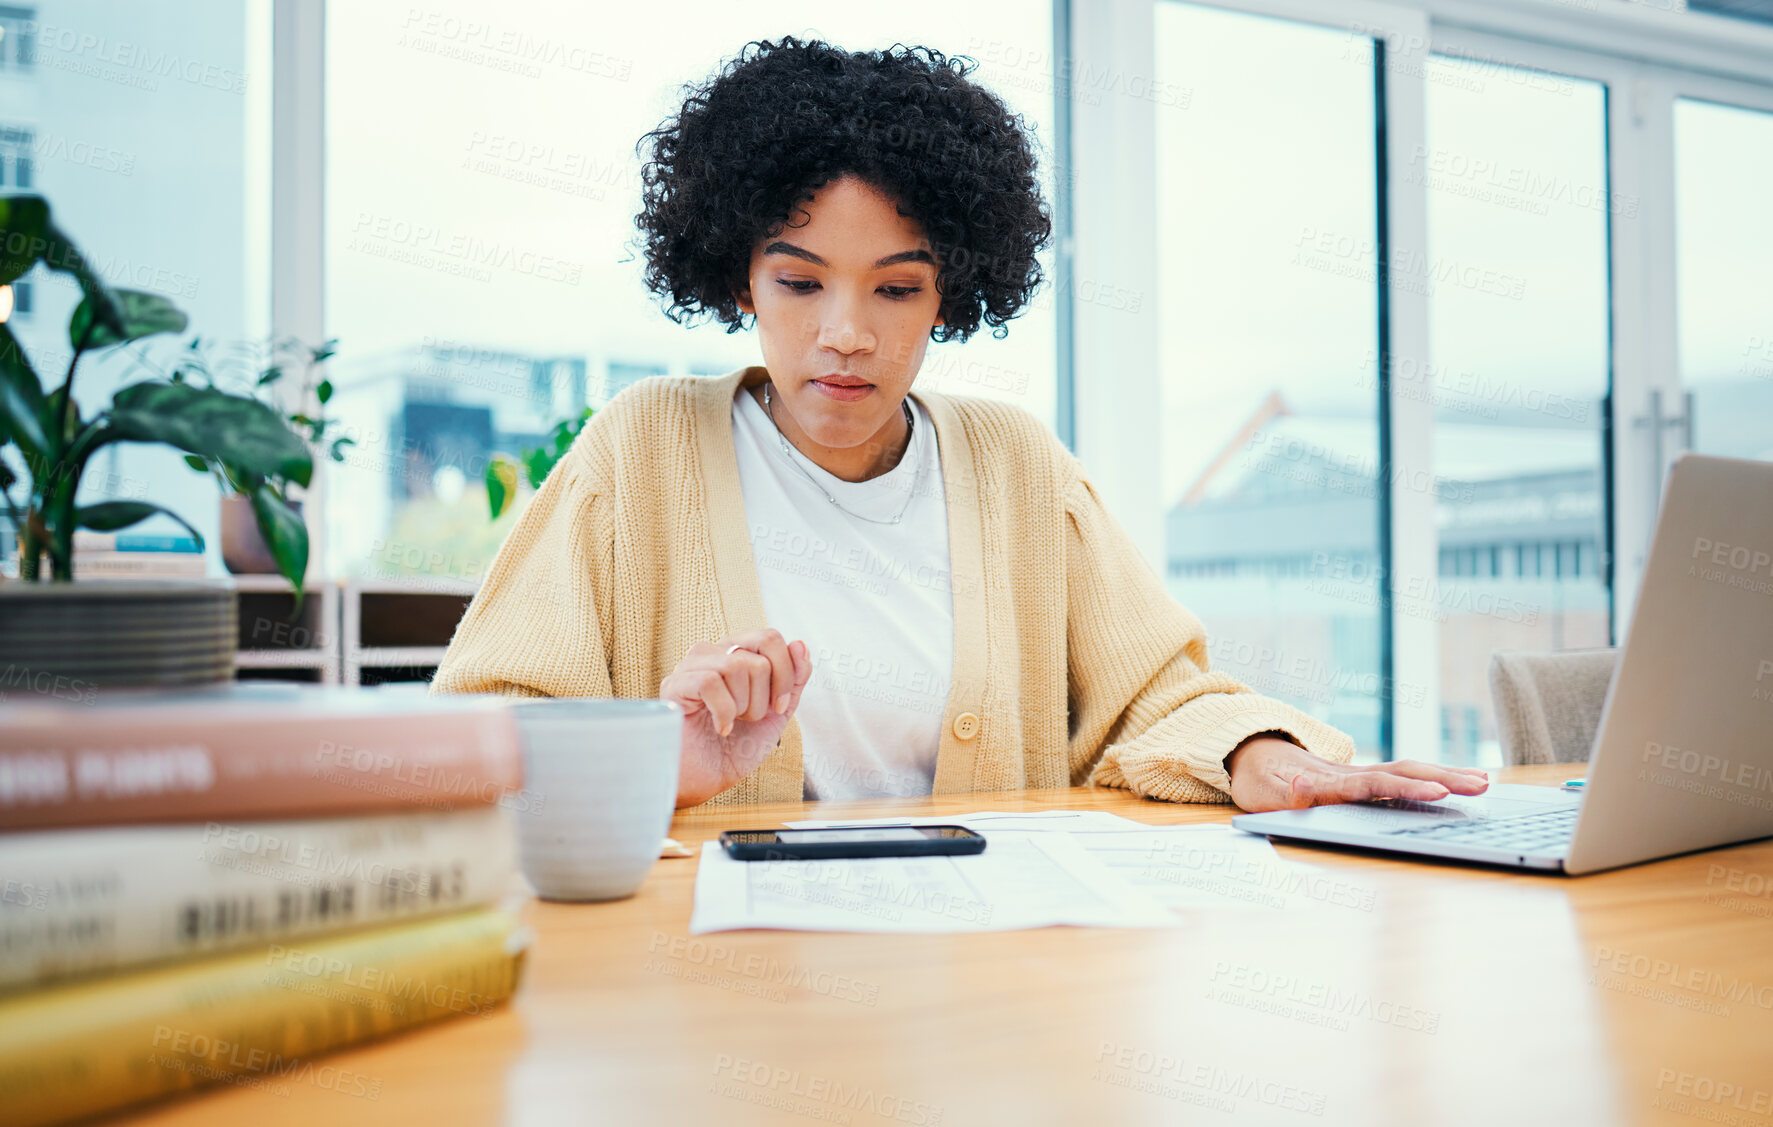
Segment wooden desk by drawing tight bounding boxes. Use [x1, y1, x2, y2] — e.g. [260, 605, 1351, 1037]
[129, 765, 1773, 1126]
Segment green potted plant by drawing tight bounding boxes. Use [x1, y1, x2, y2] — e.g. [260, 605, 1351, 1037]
[0, 194, 314, 690]
[168, 335, 351, 575]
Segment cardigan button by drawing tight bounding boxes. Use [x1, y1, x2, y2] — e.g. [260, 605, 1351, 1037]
[952, 712, 980, 741]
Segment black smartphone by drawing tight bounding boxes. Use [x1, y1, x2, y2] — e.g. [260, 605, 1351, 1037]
[719, 825, 987, 861]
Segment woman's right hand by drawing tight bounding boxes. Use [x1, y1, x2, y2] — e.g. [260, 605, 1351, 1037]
[661, 628, 812, 808]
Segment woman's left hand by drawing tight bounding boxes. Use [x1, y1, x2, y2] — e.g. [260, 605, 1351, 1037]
[1225, 735, 1490, 813]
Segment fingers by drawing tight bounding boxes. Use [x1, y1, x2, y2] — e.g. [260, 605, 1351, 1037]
[658, 667, 705, 716]
[702, 630, 796, 718]
[668, 669, 739, 737]
[705, 648, 755, 726]
[1293, 769, 1451, 808]
[739, 629, 796, 715]
[668, 630, 811, 735]
[1357, 759, 1490, 795]
[785, 639, 812, 713]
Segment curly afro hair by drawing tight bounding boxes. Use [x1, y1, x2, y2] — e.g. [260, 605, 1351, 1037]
[634, 36, 1052, 344]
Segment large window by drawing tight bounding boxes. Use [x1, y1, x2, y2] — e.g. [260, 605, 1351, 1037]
[1675, 98, 1773, 464]
[1421, 55, 1612, 766]
[6, 0, 1770, 734]
[1155, 3, 1385, 758]
[0, 5, 35, 71]
[323, 4, 1057, 582]
[0, 0, 269, 569]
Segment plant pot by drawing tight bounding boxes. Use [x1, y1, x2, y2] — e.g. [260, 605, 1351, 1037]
[0, 579, 238, 694]
[221, 493, 301, 575]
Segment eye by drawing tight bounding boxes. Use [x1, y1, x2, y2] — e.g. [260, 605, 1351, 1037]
[774, 279, 923, 299]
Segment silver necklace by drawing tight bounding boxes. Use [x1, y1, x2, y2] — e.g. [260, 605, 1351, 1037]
[762, 381, 925, 526]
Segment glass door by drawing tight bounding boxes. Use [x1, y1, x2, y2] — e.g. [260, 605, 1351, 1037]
[1154, 2, 1387, 757]
[1674, 98, 1773, 464]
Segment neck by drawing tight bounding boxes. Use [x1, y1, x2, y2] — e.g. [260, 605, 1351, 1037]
[755, 383, 912, 483]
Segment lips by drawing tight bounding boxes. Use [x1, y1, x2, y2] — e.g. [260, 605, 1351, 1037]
[809, 375, 875, 402]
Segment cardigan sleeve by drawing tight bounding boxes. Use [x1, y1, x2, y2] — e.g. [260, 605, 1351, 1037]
[1061, 469, 1356, 802]
[430, 446, 616, 701]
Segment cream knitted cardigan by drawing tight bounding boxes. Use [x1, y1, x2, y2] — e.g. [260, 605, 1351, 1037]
[431, 365, 1355, 806]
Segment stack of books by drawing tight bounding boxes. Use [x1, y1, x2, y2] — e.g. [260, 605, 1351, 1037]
[69, 531, 207, 578]
[0, 683, 533, 1126]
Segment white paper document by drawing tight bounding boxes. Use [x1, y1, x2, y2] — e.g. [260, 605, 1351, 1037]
[1064, 825, 1299, 912]
[784, 809, 1152, 835]
[687, 830, 1178, 935]
[780, 810, 1376, 916]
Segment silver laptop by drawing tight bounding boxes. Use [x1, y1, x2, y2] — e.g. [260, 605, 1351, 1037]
[1232, 453, 1773, 876]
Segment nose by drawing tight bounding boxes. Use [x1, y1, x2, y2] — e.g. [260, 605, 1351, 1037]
[816, 290, 875, 356]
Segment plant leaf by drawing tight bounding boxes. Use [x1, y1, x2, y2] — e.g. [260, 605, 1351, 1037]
[0, 323, 49, 460]
[75, 501, 205, 548]
[0, 198, 123, 336]
[99, 382, 313, 487]
[0, 196, 51, 286]
[248, 483, 308, 608]
[521, 446, 554, 490]
[257, 365, 284, 386]
[71, 288, 188, 351]
[486, 456, 518, 519]
[182, 454, 208, 472]
[316, 379, 332, 404]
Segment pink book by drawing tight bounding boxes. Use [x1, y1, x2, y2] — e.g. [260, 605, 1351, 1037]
[0, 684, 522, 829]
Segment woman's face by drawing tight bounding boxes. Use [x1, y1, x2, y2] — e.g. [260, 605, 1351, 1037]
[734, 175, 943, 471]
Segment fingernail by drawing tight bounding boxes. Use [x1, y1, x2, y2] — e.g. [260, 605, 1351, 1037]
[776, 694, 790, 714]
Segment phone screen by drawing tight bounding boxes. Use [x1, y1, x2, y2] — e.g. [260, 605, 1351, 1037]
[774, 827, 941, 844]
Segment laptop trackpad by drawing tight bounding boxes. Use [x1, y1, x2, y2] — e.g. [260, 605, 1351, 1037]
[1253, 782, 1579, 832]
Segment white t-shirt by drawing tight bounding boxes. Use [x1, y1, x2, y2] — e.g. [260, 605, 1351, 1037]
[730, 386, 955, 800]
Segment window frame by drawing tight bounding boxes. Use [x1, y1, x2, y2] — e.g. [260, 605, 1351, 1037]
[1069, 0, 1773, 758]
[1429, 23, 1773, 634]
[272, 0, 327, 581]
[1074, 0, 1437, 759]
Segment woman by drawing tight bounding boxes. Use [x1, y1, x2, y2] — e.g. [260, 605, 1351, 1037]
[433, 37, 1488, 813]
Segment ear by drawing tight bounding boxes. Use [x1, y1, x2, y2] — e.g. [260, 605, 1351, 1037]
[734, 282, 755, 316]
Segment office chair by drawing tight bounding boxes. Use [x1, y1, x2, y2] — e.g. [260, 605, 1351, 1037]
[1487, 648, 1622, 766]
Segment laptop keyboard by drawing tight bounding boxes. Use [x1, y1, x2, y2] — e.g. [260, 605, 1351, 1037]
[1383, 804, 1580, 854]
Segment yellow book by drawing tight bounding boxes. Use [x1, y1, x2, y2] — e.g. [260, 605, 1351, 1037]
[0, 908, 531, 1127]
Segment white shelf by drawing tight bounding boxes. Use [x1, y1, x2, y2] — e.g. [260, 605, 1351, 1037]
[341, 580, 474, 686]
[113, 578, 470, 686]
[231, 580, 342, 684]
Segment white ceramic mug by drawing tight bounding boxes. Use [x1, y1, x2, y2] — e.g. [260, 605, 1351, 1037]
[510, 697, 684, 902]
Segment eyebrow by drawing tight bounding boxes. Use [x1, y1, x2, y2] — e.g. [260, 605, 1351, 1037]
[762, 241, 936, 269]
